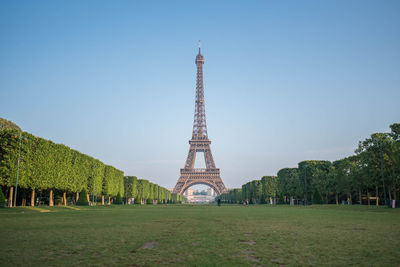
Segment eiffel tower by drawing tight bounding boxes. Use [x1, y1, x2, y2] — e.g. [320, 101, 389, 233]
[172, 42, 227, 195]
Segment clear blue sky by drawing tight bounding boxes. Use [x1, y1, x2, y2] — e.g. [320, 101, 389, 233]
[1, 0, 399, 189]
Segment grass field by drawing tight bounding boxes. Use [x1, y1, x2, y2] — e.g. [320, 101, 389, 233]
[1, 204, 399, 266]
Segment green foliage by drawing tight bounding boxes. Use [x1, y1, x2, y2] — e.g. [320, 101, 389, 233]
[277, 168, 300, 200]
[133, 178, 174, 204]
[170, 193, 183, 204]
[114, 193, 122, 204]
[298, 160, 331, 201]
[137, 179, 148, 203]
[0, 118, 21, 131]
[124, 176, 138, 200]
[76, 189, 89, 206]
[224, 122, 400, 206]
[0, 187, 5, 208]
[261, 176, 278, 203]
[218, 188, 242, 204]
[236, 176, 278, 204]
[0, 127, 125, 202]
[312, 189, 323, 204]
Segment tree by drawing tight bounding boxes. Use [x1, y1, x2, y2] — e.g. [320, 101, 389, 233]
[124, 176, 138, 203]
[298, 160, 331, 203]
[0, 118, 21, 131]
[148, 183, 154, 204]
[262, 176, 278, 204]
[137, 179, 150, 204]
[76, 189, 89, 206]
[277, 168, 299, 204]
[356, 132, 393, 205]
[114, 193, 122, 204]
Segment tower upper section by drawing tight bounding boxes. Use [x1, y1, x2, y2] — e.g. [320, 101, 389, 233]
[195, 49, 204, 64]
[192, 41, 208, 140]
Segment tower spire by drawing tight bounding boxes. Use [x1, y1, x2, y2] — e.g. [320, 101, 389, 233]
[198, 40, 201, 53]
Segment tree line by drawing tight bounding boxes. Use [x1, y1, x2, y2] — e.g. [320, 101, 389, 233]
[124, 176, 183, 204]
[0, 122, 182, 207]
[217, 123, 400, 206]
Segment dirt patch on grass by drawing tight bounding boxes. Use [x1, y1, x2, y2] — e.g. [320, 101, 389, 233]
[241, 249, 254, 255]
[241, 248, 259, 262]
[247, 255, 259, 262]
[240, 240, 256, 245]
[142, 242, 157, 249]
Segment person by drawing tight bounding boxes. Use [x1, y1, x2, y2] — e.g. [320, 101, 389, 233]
[217, 198, 221, 206]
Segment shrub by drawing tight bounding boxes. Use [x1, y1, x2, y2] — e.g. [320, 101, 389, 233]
[0, 188, 5, 208]
[76, 189, 89, 206]
[114, 193, 122, 205]
[55, 196, 63, 206]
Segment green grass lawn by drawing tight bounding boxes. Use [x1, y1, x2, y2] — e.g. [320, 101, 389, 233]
[0, 204, 399, 266]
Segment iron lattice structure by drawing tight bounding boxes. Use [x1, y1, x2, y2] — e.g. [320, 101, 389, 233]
[172, 43, 227, 195]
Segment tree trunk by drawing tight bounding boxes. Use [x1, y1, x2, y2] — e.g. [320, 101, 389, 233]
[31, 189, 35, 207]
[86, 193, 90, 203]
[49, 189, 54, 206]
[335, 193, 338, 205]
[388, 187, 392, 201]
[367, 188, 370, 206]
[22, 198, 26, 206]
[359, 189, 362, 205]
[9, 187, 14, 207]
[348, 192, 352, 204]
[394, 189, 397, 201]
[63, 192, 67, 206]
[108, 196, 111, 205]
[76, 192, 79, 202]
[101, 195, 105, 205]
[290, 196, 294, 205]
[376, 185, 379, 207]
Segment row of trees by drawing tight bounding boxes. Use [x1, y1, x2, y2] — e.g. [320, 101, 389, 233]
[0, 122, 183, 207]
[217, 176, 278, 204]
[124, 176, 183, 204]
[217, 123, 400, 206]
[0, 128, 124, 206]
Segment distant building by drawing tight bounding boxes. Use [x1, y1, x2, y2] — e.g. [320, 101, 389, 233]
[207, 187, 215, 196]
[183, 187, 216, 203]
[184, 187, 194, 196]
